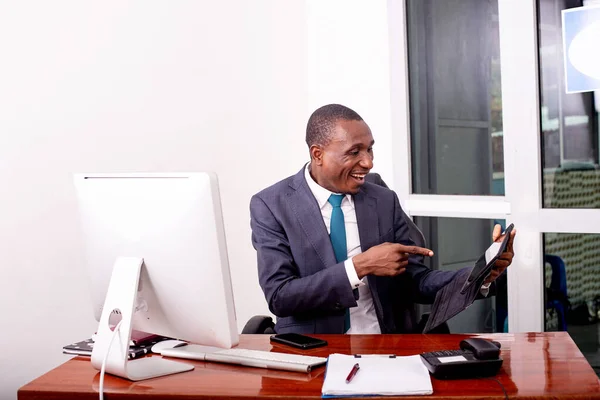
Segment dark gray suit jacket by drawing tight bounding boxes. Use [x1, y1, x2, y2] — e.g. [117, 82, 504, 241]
[250, 166, 461, 334]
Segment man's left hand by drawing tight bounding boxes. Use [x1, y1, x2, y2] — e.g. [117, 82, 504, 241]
[484, 224, 516, 285]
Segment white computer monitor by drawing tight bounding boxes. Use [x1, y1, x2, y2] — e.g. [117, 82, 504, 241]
[74, 172, 239, 381]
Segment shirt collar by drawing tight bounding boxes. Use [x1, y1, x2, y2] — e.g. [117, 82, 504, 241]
[304, 163, 354, 210]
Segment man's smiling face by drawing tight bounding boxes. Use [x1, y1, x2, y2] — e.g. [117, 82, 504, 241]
[311, 119, 374, 194]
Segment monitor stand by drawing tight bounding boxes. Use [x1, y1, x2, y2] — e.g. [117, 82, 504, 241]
[90, 257, 194, 381]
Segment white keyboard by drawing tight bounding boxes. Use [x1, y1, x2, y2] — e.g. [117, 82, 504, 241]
[160, 345, 327, 373]
[217, 348, 326, 365]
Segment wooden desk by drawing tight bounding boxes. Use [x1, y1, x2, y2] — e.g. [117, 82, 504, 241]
[19, 332, 600, 399]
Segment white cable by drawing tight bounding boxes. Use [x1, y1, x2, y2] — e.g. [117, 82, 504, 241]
[99, 320, 123, 400]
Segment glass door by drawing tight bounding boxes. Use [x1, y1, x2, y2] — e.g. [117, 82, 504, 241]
[391, 0, 600, 369]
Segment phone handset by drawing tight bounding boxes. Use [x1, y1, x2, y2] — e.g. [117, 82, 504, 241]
[459, 338, 501, 360]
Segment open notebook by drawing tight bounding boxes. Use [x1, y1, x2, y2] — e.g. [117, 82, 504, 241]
[321, 353, 433, 397]
[159, 344, 327, 373]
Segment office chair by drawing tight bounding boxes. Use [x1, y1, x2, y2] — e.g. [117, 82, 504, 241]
[364, 174, 450, 333]
[242, 173, 449, 334]
[242, 315, 275, 334]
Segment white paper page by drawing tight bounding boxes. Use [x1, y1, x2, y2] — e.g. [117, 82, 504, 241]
[322, 353, 433, 396]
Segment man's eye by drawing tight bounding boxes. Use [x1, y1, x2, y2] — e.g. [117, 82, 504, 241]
[350, 151, 359, 156]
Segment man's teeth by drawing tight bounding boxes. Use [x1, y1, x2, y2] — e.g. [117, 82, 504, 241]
[351, 174, 365, 179]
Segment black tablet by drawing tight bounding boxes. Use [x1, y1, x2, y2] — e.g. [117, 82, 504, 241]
[459, 223, 514, 294]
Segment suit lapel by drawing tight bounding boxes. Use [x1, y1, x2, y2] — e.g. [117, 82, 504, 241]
[355, 186, 392, 332]
[287, 169, 382, 270]
[288, 168, 337, 268]
[354, 187, 379, 251]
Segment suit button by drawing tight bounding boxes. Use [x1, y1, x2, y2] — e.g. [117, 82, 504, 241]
[335, 302, 342, 309]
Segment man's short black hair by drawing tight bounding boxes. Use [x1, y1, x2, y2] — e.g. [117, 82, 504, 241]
[305, 104, 363, 147]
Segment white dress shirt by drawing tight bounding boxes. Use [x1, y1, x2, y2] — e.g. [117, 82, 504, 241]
[304, 164, 381, 334]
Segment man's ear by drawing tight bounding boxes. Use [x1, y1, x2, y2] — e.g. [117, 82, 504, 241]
[310, 145, 323, 165]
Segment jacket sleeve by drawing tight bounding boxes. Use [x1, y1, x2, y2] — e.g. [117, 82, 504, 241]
[250, 195, 357, 318]
[389, 191, 466, 303]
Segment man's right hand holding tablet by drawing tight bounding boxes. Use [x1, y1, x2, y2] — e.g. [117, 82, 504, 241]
[353, 243, 434, 279]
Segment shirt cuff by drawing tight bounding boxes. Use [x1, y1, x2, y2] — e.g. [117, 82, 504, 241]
[344, 258, 365, 289]
[480, 282, 492, 297]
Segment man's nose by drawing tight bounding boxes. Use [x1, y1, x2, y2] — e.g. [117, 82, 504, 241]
[359, 152, 373, 169]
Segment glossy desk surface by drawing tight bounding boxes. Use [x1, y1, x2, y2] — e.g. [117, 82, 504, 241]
[18, 332, 600, 399]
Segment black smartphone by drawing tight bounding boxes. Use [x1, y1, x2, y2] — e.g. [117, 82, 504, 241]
[270, 333, 328, 349]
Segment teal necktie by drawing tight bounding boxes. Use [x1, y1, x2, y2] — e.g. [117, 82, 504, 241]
[328, 194, 350, 332]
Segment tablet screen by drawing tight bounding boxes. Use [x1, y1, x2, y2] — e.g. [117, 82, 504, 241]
[485, 242, 502, 264]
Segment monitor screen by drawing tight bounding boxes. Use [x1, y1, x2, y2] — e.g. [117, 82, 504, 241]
[74, 172, 239, 350]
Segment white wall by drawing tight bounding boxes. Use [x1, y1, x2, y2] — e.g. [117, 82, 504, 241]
[307, 0, 395, 187]
[0, 1, 308, 398]
[0, 1, 395, 398]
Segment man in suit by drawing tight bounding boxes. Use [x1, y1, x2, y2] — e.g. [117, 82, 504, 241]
[250, 104, 515, 334]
